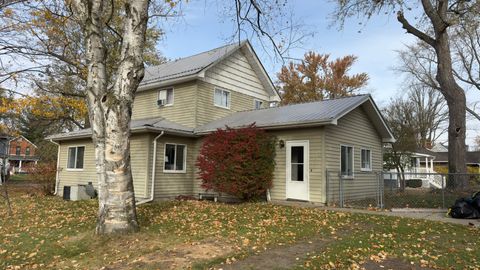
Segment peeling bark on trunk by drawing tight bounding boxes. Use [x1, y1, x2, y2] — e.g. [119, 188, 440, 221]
[72, 0, 149, 234]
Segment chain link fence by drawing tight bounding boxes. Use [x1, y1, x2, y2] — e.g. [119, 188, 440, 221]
[326, 170, 383, 209]
[326, 170, 480, 210]
[382, 171, 480, 209]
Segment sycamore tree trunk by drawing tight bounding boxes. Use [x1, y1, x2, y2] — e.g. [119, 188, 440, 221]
[397, 0, 468, 189]
[72, 0, 149, 234]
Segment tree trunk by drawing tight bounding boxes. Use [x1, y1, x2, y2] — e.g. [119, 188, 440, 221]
[432, 15, 468, 190]
[397, 166, 406, 192]
[397, 0, 468, 189]
[72, 0, 149, 234]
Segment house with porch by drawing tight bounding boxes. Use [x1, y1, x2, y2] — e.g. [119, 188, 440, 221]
[47, 41, 395, 204]
[8, 135, 39, 173]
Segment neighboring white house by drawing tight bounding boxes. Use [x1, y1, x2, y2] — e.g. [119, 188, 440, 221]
[384, 148, 444, 189]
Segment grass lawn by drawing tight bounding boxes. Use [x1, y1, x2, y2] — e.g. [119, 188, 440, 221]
[383, 189, 476, 209]
[9, 174, 30, 181]
[1, 186, 480, 269]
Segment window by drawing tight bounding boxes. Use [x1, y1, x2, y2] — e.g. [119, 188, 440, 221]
[15, 146, 20, 155]
[214, 88, 230, 108]
[164, 143, 186, 172]
[341, 145, 353, 178]
[25, 147, 30, 156]
[157, 88, 174, 106]
[361, 149, 371, 171]
[290, 146, 305, 181]
[254, 99, 263, 110]
[67, 146, 85, 169]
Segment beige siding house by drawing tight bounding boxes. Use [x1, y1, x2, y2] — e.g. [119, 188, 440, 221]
[48, 41, 395, 205]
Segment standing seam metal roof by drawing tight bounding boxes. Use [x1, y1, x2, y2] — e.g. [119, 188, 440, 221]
[194, 95, 371, 132]
[140, 42, 243, 87]
[47, 95, 394, 142]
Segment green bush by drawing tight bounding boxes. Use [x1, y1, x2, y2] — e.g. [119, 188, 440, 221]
[406, 179, 422, 188]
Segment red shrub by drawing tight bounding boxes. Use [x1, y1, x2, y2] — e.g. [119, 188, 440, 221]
[196, 124, 276, 200]
[26, 162, 57, 196]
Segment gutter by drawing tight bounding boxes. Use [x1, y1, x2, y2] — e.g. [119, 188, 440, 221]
[49, 139, 61, 196]
[47, 126, 196, 142]
[138, 73, 201, 92]
[137, 131, 164, 205]
[194, 119, 336, 135]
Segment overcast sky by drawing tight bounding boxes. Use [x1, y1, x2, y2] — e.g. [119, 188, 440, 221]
[156, 0, 479, 147]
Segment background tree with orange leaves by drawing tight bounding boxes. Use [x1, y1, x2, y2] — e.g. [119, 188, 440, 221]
[277, 51, 369, 105]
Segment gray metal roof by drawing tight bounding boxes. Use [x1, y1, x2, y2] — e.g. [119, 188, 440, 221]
[195, 95, 371, 132]
[47, 118, 194, 141]
[140, 42, 243, 87]
[48, 95, 395, 143]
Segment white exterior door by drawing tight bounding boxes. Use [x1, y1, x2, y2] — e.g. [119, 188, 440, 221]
[286, 141, 309, 201]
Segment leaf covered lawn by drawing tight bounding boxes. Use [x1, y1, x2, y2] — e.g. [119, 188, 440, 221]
[1, 188, 479, 269]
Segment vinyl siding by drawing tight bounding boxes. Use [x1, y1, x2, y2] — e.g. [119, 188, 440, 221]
[195, 81, 268, 126]
[56, 134, 151, 199]
[148, 135, 197, 199]
[268, 128, 325, 203]
[131, 81, 198, 127]
[324, 106, 383, 202]
[131, 50, 272, 129]
[203, 50, 271, 101]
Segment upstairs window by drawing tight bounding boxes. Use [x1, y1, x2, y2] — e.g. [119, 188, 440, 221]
[15, 146, 20, 155]
[67, 146, 85, 169]
[164, 143, 186, 173]
[254, 99, 263, 110]
[157, 88, 174, 107]
[214, 88, 230, 109]
[341, 145, 353, 178]
[361, 149, 372, 171]
[25, 147, 30, 156]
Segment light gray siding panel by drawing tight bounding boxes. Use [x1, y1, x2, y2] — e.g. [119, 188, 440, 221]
[56, 135, 151, 199]
[131, 81, 198, 128]
[324, 106, 383, 202]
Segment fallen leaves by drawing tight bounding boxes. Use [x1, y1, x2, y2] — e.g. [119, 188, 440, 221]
[1, 191, 480, 270]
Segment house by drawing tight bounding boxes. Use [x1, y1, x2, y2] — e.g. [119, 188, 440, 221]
[8, 135, 39, 173]
[386, 148, 442, 189]
[385, 146, 480, 189]
[418, 148, 480, 174]
[47, 41, 395, 204]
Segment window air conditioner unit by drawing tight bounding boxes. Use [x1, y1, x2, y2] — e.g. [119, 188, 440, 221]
[157, 99, 166, 106]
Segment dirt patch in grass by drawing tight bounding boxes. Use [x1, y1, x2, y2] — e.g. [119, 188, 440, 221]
[212, 224, 370, 270]
[362, 257, 436, 270]
[215, 235, 335, 270]
[104, 238, 235, 270]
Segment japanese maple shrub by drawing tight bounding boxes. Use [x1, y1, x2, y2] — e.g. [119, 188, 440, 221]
[196, 124, 276, 200]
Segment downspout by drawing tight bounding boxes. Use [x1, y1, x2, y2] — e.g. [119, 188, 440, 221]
[49, 139, 61, 196]
[137, 131, 164, 205]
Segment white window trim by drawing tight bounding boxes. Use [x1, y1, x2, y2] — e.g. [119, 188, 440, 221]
[66, 145, 85, 171]
[163, 143, 187, 174]
[253, 99, 263, 110]
[213, 87, 231, 109]
[340, 144, 354, 179]
[157, 87, 174, 107]
[360, 148, 372, 172]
